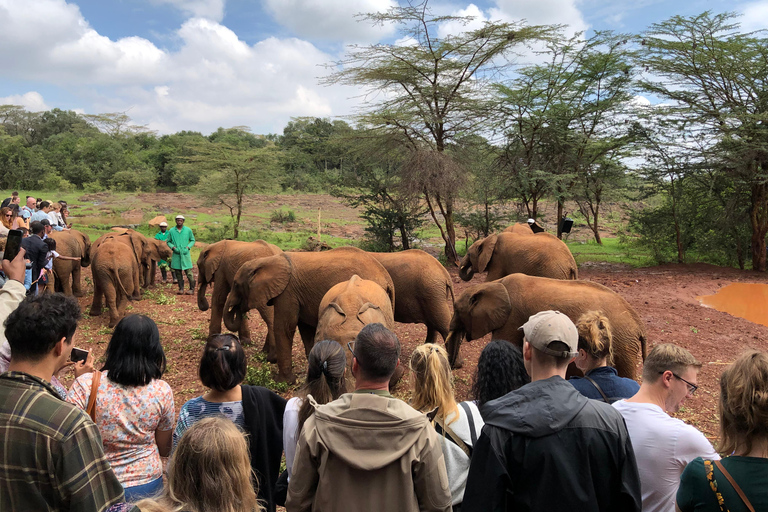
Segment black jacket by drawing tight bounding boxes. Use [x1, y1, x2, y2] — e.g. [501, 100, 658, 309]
[21, 235, 47, 292]
[463, 376, 641, 512]
[241, 385, 287, 512]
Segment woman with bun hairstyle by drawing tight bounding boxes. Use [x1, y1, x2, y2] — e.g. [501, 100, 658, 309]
[283, 339, 348, 481]
[676, 350, 768, 511]
[410, 343, 484, 510]
[137, 416, 262, 512]
[569, 310, 639, 403]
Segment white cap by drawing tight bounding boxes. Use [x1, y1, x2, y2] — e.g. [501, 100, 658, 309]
[527, 218, 535, 224]
[520, 310, 578, 358]
[175, 214, 185, 220]
[159, 221, 168, 227]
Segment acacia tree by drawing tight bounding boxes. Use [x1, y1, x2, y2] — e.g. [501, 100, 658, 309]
[324, 0, 552, 262]
[640, 12, 768, 270]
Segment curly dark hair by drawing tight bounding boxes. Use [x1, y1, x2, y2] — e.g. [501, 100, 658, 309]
[5, 293, 81, 362]
[471, 339, 530, 408]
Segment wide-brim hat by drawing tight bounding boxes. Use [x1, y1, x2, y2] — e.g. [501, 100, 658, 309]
[175, 215, 185, 220]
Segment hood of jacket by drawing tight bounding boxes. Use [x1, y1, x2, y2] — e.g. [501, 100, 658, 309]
[480, 376, 588, 438]
[310, 392, 432, 471]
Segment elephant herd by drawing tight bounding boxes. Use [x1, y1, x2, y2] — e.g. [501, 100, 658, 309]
[49, 225, 647, 384]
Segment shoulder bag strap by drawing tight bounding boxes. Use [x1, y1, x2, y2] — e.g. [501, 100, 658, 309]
[715, 460, 755, 512]
[460, 401, 477, 446]
[583, 375, 611, 404]
[85, 370, 101, 423]
[433, 415, 471, 458]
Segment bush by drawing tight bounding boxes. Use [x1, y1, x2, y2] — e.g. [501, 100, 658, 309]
[244, 353, 288, 392]
[270, 209, 296, 223]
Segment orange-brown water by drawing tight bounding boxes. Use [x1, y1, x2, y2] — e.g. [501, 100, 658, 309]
[698, 283, 768, 327]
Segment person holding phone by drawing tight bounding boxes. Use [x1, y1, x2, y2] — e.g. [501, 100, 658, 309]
[21, 221, 49, 295]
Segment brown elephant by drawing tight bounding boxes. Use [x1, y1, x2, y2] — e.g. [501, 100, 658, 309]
[92, 231, 147, 298]
[197, 240, 282, 356]
[223, 247, 395, 382]
[503, 221, 544, 234]
[459, 231, 577, 282]
[146, 237, 173, 286]
[49, 229, 91, 296]
[370, 250, 454, 343]
[445, 273, 646, 379]
[90, 238, 139, 327]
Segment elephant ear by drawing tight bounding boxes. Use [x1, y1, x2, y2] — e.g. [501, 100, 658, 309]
[240, 254, 292, 310]
[328, 302, 347, 324]
[467, 281, 511, 341]
[477, 234, 498, 273]
[357, 302, 383, 325]
[201, 242, 225, 283]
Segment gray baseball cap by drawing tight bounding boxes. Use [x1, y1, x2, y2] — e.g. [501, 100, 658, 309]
[520, 310, 578, 358]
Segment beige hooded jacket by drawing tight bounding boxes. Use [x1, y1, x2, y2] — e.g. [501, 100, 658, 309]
[285, 392, 452, 512]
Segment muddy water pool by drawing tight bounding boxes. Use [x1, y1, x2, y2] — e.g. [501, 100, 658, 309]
[698, 283, 768, 327]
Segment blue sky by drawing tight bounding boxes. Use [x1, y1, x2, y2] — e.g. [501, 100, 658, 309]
[0, 0, 765, 135]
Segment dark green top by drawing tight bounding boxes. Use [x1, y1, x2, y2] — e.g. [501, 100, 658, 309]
[0, 371, 125, 512]
[677, 456, 768, 512]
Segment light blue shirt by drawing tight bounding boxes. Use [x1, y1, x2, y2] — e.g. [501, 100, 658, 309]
[30, 210, 49, 222]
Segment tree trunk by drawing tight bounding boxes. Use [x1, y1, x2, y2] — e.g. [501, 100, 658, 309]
[531, 197, 538, 220]
[556, 200, 564, 239]
[444, 199, 458, 264]
[399, 220, 410, 250]
[234, 189, 242, 239]
[750, 182, 768, 271]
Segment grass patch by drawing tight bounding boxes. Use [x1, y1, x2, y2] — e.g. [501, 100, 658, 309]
[566, 237, 652, 267]
[270, 209, 296, 223]
[143, 288, 177, 305]
[245, 353, 288, 392]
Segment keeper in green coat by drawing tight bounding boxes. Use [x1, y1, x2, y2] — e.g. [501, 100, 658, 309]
[154, 221, 172, 283]
[167, 214, 196, 294]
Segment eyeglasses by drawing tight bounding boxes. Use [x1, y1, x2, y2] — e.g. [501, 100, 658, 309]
[661, 371, 698, 395]
[347, 341, 357, 359]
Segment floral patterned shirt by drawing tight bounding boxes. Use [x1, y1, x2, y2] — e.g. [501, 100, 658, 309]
[67, 371, 175, 488]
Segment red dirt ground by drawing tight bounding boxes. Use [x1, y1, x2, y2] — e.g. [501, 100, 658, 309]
[60, 260, 768, 447]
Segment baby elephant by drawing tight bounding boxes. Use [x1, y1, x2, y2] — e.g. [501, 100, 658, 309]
[315, 275, 404, 386]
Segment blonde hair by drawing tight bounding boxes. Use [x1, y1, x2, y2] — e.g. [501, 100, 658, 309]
[641, 343, 701, 382]
[719, 350, 768, 456]
[576, 311, 613, 364]
[136, 417, 261, 512]
[409, 343, 458, 425]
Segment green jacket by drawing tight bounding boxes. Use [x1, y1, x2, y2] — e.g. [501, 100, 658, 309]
[167, 225, 195, 270]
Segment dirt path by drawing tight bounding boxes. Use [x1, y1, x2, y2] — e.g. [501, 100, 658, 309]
[62, 261, 768, 446]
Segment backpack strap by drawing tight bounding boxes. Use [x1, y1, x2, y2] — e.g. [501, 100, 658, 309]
[432, 415, 471, 458]
[715, 460, 755, 512]
[460, 401, 477, 447]
[583, 375, 612, 404]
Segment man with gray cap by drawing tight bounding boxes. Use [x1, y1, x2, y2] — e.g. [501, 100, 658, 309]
[166, 214, 195, 294]
[463, 310, 641, 512]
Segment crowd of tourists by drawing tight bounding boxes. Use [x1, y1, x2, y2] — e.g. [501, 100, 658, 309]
[0, 245, 766, 512]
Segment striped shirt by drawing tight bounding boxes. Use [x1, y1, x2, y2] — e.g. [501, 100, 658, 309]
[0, 371, 125, 512]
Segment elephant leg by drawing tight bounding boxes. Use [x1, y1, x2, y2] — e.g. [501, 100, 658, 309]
[256, 305, 276, 363]
[150, 261, 157, 286]
[58, 267, 72, 296]
[297, 322, 316, 358]
[106, 284, 120, 327]
[71, 265, 83, 297]
[274, 315, 299, 384]
[90, 276, 104, 316]
[131, 264, 141, 300]
[209, 279, 228, 338]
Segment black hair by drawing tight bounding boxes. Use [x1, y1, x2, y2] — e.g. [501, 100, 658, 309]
[39, 201, 51, 210]
[4, 293, 81, 362]
[472, 340, 530, 408]
[354, 323, 400, 380]
[44, 238, 56, 251]
[102, 314, 166, 386]
[30, 221, 44, 235]
[199, 334, 247, 392]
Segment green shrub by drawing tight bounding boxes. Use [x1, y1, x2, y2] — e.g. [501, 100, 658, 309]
[270, 209, 296, 223]
[244, 353, 288, 392]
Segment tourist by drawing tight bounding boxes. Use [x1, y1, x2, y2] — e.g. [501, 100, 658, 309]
[410, 343, 485, 510]
[167, 214, 195, 295]
[286, 323, 452, 512]
[0, 288, 125, 511]
[471, 339, 529, 410]
[67, 314, 175, 502]
[1, 191, 18, 208]
[283, 339, 348, 481]
[21, 195, 35, 220]
[10, 204, 28, 231]
[21, 221, 48, 295]
[613, 343, 718, 512]
[31, 200, 52, 223]
[136, 417, 262, 512]
[154, 222, 171, 283]
[0, 206, 11, 236]
[677, 350, 768, 511]
[463, 310, 642, 512]
[569, 311, 639, 402]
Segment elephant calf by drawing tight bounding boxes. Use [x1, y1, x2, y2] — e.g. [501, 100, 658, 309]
[49, 229, 91, 297]
[90, 238, 139, 327]
[446, 273, 646, 379]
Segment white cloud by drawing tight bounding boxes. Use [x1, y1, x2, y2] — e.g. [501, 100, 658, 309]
[489, 0, 588, 36]
[740, 2, 768, 34]
[263, 0, 397, 42]
[0, 92, 50, 111]
[150, 0, 226, 21]
[437, 4, 489, 39]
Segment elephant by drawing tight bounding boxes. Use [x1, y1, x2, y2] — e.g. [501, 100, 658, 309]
[459, 231, 578, 282]
[223, 247, 395, 383]
[503, 221, 544, 234]
[48, 229, 91, 296]
[314, 274, 405, 387]
[197, 240, 282, 356]
[92, 230, 169, 292]
[90, 238, 139, 327]
[370, 250, 454, 344]
[146, 237, 173, 286]
[445, 273, 647, 379]
[92, 231, 148, 298]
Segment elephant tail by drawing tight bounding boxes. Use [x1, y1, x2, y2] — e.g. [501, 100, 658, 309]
[569, 266, 578, 280]
[110, 266, 133, 301]
[446, 280, 455, 303]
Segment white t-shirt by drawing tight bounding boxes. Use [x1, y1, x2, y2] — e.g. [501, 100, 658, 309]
[283, 396, 302, 480]
[613, 400, 719, 512]
[47, 211, 58, 226]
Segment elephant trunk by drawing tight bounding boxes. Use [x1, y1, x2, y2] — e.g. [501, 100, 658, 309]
[445, 329, 466, 369]
[458, 256, 474, 281]
[223, 284, 245, 332]
[197, 280, 210, 311]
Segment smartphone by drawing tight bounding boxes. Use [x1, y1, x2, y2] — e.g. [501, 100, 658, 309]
[3, 229, 22, 262]
[70, 347, 89, 363]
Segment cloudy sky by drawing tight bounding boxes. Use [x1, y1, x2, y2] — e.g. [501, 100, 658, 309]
[0, 0, 765, 135]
